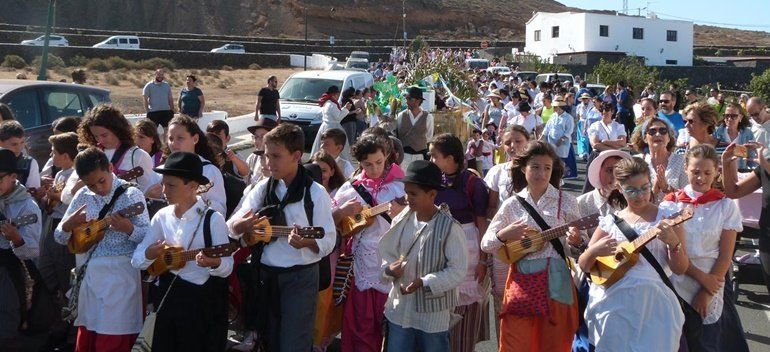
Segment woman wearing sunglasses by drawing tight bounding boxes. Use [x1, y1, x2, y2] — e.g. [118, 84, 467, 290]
[715, 102, 756, 170]
[630, 116, 688, 203]
[676, 102, 720, 150]
[579, 157, 688, 351]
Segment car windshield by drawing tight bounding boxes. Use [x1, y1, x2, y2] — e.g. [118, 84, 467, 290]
[280, 78, 343, 103]
[347, 61, 368, 69]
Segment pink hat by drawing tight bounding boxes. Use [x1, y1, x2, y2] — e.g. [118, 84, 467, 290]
[588, 150, 632, 190]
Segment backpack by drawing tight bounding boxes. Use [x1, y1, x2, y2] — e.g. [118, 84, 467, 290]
[16, 155, 33, 186]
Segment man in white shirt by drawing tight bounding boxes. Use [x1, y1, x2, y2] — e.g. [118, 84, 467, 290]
[747, 97, 770, 159]
[395, 87, 434, 171]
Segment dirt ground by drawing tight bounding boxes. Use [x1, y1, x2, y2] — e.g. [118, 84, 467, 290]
[0, 67, 303, 117]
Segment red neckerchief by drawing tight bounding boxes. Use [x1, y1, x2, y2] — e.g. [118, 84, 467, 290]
[663, 188, 725, 205]
[318, 93, 341, 109]
[352, 163, 404, 201]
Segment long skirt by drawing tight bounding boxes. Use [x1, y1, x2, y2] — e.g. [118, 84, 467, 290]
[576, 121, 591, 158]
[341, 287, 388, 352]
[562, 145, 578, 179]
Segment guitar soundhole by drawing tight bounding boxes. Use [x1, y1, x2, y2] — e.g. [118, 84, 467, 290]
[163, 253, 173, 265]
[614, 252, 625, 263]
[521, 237, 533, 249]
[354, 214, 363, 222]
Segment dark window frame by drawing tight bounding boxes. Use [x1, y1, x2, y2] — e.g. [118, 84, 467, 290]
[552, 26, 560, 38]
[599, 25, 609, 37]
[667, 30, 678, 42]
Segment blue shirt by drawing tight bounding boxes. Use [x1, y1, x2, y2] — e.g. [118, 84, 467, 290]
[543, 111, 575, 158]
[658, 111, 684, 131]
[616, 89, 629, 113]
[179, 87, 203, 117]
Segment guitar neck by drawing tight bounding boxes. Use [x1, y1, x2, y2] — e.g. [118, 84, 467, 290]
[364, 202, 390, 218]
[630, 227, 662, 252]
[172, 243, 238, 263]
[534, 223, 571, 243]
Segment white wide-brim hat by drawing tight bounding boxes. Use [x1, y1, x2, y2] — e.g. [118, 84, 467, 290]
[588, 150, 632, 190]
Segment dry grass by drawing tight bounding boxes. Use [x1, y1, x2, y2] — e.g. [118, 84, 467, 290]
[0, 67, 302, 116]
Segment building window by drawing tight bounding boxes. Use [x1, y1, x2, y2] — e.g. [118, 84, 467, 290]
[633, 27, 644, 40]
[552, 26, 559, 38]
[666, 59, 678, 65]
[534, 30, 541, 41]
[667, 30, 678, 42]
[599, 25, 609, 37]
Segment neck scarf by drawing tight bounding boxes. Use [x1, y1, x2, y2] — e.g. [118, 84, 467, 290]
[0, 182, 31, 216]
[319, 93, 340, 109]
[353, 163, 404, 202]
[663, 187, 725, 206]
[263, 164, 311, 226]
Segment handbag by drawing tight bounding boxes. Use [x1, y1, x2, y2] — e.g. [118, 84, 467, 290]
[612, 215, 703, 350]
[501, 258, 550, 317]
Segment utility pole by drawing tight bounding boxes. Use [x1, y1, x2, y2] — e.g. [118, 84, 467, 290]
[37, 0, 56, 81]
[304, 7, 308, 71]
[402, 0, 407, 48]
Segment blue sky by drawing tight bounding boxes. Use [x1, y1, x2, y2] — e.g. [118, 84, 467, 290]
[557, 0, 770, 33]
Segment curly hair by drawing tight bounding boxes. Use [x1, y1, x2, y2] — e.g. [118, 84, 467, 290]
[629, 116, 677, 153]
[508, 140, 565, 194]
[311, 150, 346, 191]
[683, 102, 718, 134]
[78, 104, 136, 148]
[351, 135, 390, 162]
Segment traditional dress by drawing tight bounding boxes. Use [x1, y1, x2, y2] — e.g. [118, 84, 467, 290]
[311, 100, 351, 161]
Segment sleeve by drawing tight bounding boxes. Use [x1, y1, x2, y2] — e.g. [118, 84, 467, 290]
[132, 148, 161, 193]
[226, 180, 266, 238]
[26, 159, 41, 189]
[597, 214, 616, 234]
[202, 165, 227, 217]
[310, 185, 337, 258]
[587, 122, 599, 139]
[421, 222, 468, 296]
[142, 83, 150, 97]
[426, 113, 435, 141]
[343, 161, 355, 179]
[60, 171, 80, 206]
[471, 176, 489, 217]
[208, 212, 234, 277]
[10, 201, 42, 260]
[258, 88, 265, 98]
[483, 165, 501, 192]
[40, 158, 54, 178]
[131, 212, 164, 270]
[481, 197, 519, 253]
[54, 187, 87, 245]
[615, 123, 627, 137]
[721, 199, 744, 232]
[125, 188, 151, 244]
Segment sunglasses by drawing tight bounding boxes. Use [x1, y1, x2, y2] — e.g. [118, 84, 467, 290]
[723, 113, 740, 120]
[647, 127, 668, 136]
[621, 183, 651, 198]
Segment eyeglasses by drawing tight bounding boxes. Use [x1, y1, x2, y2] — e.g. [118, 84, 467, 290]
[621, 183, 651, 198]
[647, 127, 668, 136]
[659, 99, 670, 104]
[723, 113, 740, 120]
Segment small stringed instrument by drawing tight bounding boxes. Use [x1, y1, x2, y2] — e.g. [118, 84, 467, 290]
[44, 181, 67, 215]
[495, 213, 601, 264]
[243, 218, 325, 246]
[147, 242, 240, 276]
[117, 166, 144, 182]
[337, 201, 392, 237]
[589, 207, 694, 288]
[68, 202, 147, 254]
[0, 214, 39, 230]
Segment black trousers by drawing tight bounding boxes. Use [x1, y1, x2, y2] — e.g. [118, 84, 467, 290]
[152, 274, 228, 352]
[259, 263, 319, 352]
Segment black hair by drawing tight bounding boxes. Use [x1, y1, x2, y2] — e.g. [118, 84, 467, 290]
[351, 135, 389, 162]
[74, 147, 110, 178]
[52, 116, 81, 133]
[431, 133, 465, 169]
[0, 120, 25, 141]
[168, 115, 216, 163]
[206, 119, 230, 137]
[321, 128, 347, 147]
[0, 103, 14, 121]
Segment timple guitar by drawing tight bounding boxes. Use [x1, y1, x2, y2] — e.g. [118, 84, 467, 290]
[589, 207, 694, 288]
[243, 218, 325, 246]
[337, 201, 392, 237]
[147, 242, 239, 276]
[495, 213, 601, 264]
[0, 214, 38, 230]
[117, 166, 144, 182]
[68, 202, 146, 254]
[43, 181, 66, 215]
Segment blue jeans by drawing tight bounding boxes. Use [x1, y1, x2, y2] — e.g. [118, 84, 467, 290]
[386, 321, 449, 352]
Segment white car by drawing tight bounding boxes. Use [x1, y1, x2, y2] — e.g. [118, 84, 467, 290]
[92, 35, 140, 49]
[211, 44, 246, 54]
[344, 58, 369, 71]
[21, 35, 68, 47]
[486, 66, 511, 76]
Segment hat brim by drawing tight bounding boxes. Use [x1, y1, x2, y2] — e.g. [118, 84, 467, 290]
[153, 167, 210, 185]
[487, 94, 501, 99]
[588, 150, 631, 189]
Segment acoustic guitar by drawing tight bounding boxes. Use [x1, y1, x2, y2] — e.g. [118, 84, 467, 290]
[589, 207, 693, 288]
[337, 201, 392, 237]
[243, 218, 325, 246]
[495, 213, 601, 265]
[43, 181, 66, 215]
[147, 242, 240, 276]
[0, 214, 39, 230]
[67, 202, 147, 254]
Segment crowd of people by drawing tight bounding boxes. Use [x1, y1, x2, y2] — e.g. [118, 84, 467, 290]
[0, 55, 768, 352]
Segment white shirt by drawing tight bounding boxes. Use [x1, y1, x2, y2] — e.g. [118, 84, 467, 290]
[246, 152, 268, 185]
[484, 161, 512, 206]
[41, 157, 54, 178]
[227, 177, 336, 268]
[751, 118, 770, 159]
[0, 192, 42, 260]
[24, 157, 40, 189]
[104, 146, 160, 193]
[132, 198, 234, 285]
[509, 113, 543, 134]
[50, 168, 74, 219]
[336, 156, 355, 179]
[587, 120, 626, 142]
[321, 101, 349, 125]
[152, 156, 227, 216]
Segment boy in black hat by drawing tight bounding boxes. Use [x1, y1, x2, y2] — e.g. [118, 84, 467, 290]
[132, 151, 233, 351]
[0, 148, 43, 347]
[395, 86, 435, 171]
[378, 160, 467, 352]
[227, 123, 336, 352]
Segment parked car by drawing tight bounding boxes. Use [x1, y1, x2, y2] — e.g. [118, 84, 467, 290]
[344, 58, 369, 71]
[92, 35, 140, 49]
[279, 70, 374, 149]
[20, 35, 68, 47]
[0, 80, 110, 164]
[486, 66, 511, 76]
[466, 59, 490, 71]
[535, 73, 575, 85]
[349, 51, 370, 61]
[586, 83, 607, 97]
[515, 71, 539, 82]
[211, 44, 246, 54]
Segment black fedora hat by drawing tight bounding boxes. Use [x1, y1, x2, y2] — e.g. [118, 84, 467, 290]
[0, 149, 18, 173]
[405, 86, 424, 101]
[247, 118, 278, 134]
[153, 151, 210, 185]
[402, 160, 443, 190]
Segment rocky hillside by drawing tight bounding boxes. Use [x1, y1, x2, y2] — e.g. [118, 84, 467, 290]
[4, 0, 770, 46]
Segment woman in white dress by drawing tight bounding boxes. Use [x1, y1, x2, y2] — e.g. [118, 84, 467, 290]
[578, 157, 689, 352]
[311, 86, 353, 160]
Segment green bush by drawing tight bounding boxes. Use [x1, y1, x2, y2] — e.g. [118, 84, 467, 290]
[2, 55, 27, 69]
[86, 58, 110, 72]
[140, 57, 176, 70]
[591, 57, 660, 98]
[106, 56, 138, 70]
[32, 54, 65, 69]
[69, 55, 88, 67]
[749, 69, 770, 102]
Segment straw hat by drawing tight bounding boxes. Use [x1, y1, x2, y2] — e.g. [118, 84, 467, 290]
[487, 89, 502, 99]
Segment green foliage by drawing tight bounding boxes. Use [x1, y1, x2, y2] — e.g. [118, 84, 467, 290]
[408, 36, 428, 55]
[69, 55, 88, 67]
[405, 50, 476, 101]
[2, 55, 27, 69]
[517, 54, 566, 73]
[591, 57, 661, 97]
[749, 69, 770, 102]
[86, 58, 110, 72]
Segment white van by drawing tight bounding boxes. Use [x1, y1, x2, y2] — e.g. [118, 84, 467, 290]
[93, 36, 140, 49]
[279, 70, 374, 148]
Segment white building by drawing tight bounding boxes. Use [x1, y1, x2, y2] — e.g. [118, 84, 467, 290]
[525, 11, 693, 66]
